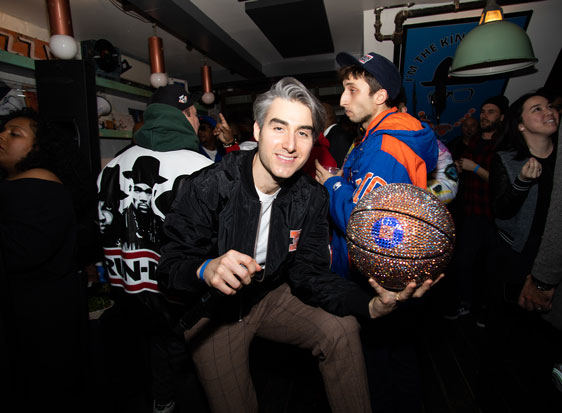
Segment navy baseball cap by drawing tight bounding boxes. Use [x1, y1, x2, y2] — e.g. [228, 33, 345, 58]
[198, 115, 217, 128]
[336, 52, 402, 100]
[149, 83, 201, 111]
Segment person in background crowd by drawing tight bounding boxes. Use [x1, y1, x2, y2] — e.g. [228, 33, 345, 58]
[315, 52, 439, 413]
[484, 91, 559, 410]
[301, 118, 338, 178]
[444, 95, 508, 324]
[315, 52, 438, 280]
[447, 116, 479, 161]
[0, 108, 89, 412]
[322, 101, 355, 167]
[157, 77, 440, 413]
[445, 116, 479, 230]
[393, 88, 458, 205]
[97, 84, 213, 413]
[198, 113, 239, 162]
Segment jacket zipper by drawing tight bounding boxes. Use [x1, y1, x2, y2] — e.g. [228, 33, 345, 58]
[239, 199, 264, 322]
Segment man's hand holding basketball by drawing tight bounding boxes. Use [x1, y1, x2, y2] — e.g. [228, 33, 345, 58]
[367, 274, 444, 318]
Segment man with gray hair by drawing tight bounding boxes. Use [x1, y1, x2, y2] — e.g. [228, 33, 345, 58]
[157, 77, 438, 412]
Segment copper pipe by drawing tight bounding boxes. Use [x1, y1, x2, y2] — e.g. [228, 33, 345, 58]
[149, 36, 165, 73]
[201, 65, 212, 93]
[374, 0, 544, 45]
[46, 0, 73, 36]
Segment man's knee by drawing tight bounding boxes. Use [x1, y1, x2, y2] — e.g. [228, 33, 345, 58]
[317, 315, 361, 355]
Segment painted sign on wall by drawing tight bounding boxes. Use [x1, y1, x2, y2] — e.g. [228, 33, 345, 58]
[400, 12, 532, 143]
[0, 27, 52, 60]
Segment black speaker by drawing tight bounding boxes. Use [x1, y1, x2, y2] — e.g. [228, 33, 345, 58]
[35, 59, 101, 178]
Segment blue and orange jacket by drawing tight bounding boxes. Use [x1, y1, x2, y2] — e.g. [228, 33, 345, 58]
[324, 108, 438, 279]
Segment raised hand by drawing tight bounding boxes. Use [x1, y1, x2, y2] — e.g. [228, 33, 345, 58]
[518, 157, 542, 181]
[214, 113, 235, 145]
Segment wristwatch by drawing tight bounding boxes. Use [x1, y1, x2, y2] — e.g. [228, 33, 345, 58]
[531, 276, 555, 291]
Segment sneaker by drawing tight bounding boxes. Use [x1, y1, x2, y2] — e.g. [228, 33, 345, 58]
[475, 306, 487, 328]
[442, 304, 471, 320]
[553, 364, 562, 393]
[154, 400, 175, 413]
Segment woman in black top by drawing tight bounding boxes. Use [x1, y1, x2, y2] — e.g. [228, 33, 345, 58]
[0, 109, 90, 411]
[490, 92, 559, 291]
[486, 92, 559, 409]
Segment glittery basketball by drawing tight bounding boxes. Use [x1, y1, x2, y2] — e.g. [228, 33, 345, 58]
[346, 183, 455, 290]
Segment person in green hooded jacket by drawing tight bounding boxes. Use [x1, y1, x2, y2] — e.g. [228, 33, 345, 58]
[96, 84, 213, 413]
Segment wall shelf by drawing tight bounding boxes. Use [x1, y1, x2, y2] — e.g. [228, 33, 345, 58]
[0, 50, 152, 100]
[95, 76, 152, 99]
[99, 129, 133, 139]
[0, 49, 36, 70]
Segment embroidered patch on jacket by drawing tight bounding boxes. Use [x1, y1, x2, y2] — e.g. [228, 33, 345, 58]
[289, 229, 301, 252]
[332, 181, 342, 191]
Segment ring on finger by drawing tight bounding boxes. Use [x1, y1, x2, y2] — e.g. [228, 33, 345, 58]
[396, 293, 402, 302]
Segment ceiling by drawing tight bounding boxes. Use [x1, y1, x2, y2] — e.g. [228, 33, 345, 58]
[0, 0, 453, 91]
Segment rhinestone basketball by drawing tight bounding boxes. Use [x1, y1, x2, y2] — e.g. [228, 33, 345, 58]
[346, 183, 455, 290]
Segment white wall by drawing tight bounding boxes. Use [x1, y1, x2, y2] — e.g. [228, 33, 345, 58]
[0, 12, 50, 42]
[363, 0, 562, 104]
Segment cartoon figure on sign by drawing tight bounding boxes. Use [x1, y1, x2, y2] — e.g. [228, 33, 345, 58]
[419, 57, 480, 141]
[418, 56, 483, 138]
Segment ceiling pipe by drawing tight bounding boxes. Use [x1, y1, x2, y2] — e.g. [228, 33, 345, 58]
[375, 0, 544, 46]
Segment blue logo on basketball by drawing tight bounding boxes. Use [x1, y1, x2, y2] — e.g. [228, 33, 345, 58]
[371, 217, 404, 249]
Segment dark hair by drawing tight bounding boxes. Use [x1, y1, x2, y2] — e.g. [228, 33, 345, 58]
[338, 66, 392, 106]
[536, 86, 562, 102]
[1, 108, 96, 211]
[499, 91, 557, 159]
[388, 86, 407, 110]
[2, 109, 79, 181]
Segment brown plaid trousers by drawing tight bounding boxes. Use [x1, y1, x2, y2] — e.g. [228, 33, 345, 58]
[185, 283, 371, 413]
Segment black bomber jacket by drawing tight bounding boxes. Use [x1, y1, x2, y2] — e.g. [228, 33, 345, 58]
[157, 149, 372, 323]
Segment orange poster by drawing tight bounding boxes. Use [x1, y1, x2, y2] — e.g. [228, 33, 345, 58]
[0, 27, 52, 60]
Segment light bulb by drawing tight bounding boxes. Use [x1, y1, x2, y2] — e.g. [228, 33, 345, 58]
[202, 92, 215, 105]
[49, 34, 78, 60]
[96, 96, 112, 117]
[150, 72, 168, 88]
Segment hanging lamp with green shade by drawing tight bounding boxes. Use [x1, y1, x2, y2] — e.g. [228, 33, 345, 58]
[449, 0, 537, 77]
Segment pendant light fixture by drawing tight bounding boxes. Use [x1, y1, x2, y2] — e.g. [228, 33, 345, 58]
[46, 0, 78, 60]
[449, 0, 537, 77]
[201, 62, 215, 105]
[149, 25, 168, 88]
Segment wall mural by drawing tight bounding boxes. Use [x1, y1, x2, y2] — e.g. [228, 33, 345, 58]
[0, 27, 52, 60]
[400, 11, 532, 143]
